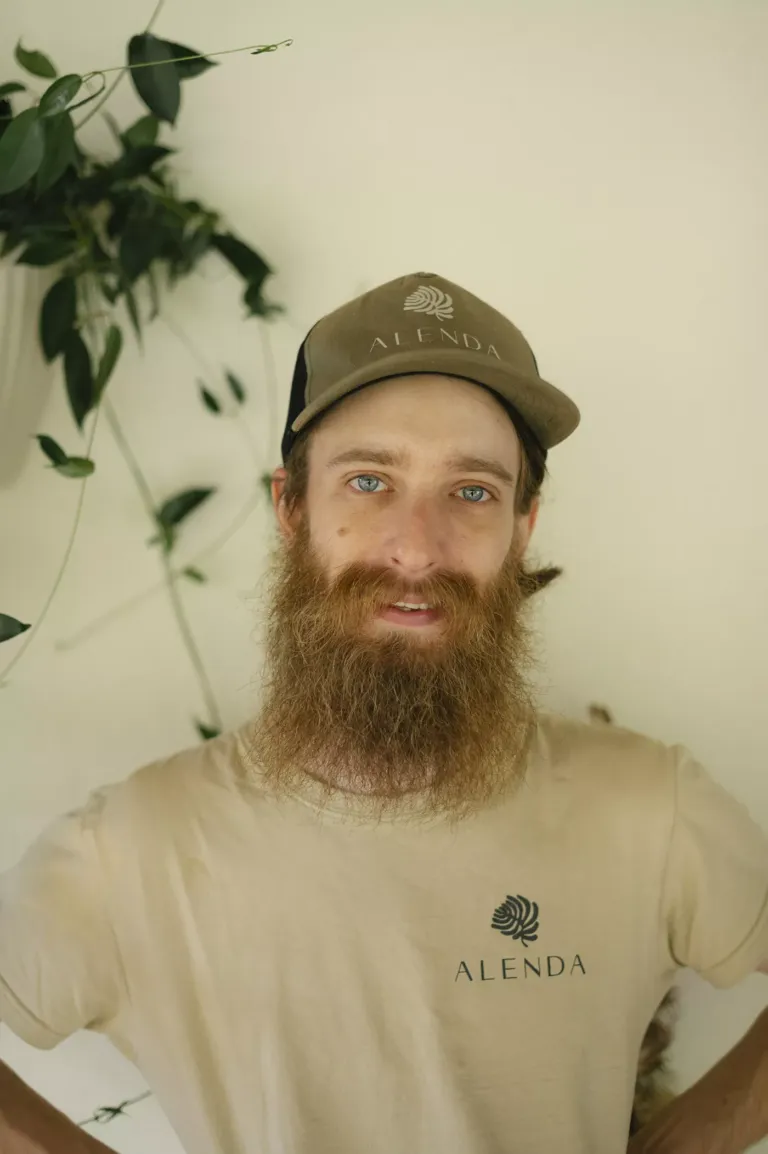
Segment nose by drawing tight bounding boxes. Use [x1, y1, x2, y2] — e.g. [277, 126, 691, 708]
[383, 498, 445, 581]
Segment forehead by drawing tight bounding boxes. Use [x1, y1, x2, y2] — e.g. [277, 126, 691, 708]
[310, 374, 521, 468]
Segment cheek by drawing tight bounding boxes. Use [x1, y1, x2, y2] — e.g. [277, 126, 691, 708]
[454, 542, 510, 586]
[451, 519, 519, 586]
[307, 513, 370, 573]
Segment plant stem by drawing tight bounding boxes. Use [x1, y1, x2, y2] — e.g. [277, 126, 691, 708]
[54, 487, 263, 651]
[75, 0, 167, 130]
[0, 412, 101, 689]
[85, 274, 223, 734]
[103, 399, 223, 732]
[79, 38, 294, 90]
[78, 1089, 153, 1129]
[159, 310, 263, 457]
[161, 545, 224, 731]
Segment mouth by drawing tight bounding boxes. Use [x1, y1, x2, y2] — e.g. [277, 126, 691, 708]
[377, 601, 443, 628]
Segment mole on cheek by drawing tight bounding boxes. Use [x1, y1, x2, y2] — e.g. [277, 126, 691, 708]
[337, 526, 349, 537]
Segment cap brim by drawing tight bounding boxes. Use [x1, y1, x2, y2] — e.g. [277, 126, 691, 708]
[291, 347, 580, 450]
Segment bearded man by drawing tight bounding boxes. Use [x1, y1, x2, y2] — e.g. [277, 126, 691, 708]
[1, 274, 767, 1154]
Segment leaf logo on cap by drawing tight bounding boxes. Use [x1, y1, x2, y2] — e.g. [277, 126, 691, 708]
[404, 285, 454, 321]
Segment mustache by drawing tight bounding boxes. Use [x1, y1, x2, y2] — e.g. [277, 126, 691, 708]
[325, 562, 483, 613]
[318, 559, 564, 610]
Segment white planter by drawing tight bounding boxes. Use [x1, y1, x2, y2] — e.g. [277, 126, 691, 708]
[0, 264, 58, 488]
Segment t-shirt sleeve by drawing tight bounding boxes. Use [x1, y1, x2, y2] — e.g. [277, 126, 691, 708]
[0, 788, 121, 1049]
[662, 745, 768, 988]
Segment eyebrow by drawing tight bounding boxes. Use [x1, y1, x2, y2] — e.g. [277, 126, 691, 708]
[325, 447, 517, 487]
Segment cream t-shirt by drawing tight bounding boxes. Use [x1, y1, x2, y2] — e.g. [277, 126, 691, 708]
[1, 713, 767, 1154]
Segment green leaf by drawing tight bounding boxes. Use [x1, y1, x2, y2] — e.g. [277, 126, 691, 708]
[244, 281, 272, 317]
[199, 383, 221, 414]
[148, 523, 176, 552]
[36, 433, 67, 466]
[54, 456, 95, 478]
[119, 217, 162, 282]
[211, 232, 271, 290]
[1, 231, 24, 257]
[147, 265, 160, 319]
[196, 721, 221, 741]
[40, 276, 77, 361]
[111, 143, 172, 180]
[127, 34, 181, 125]
[38, 74, 82, 118]
[0, 230, 25, 258]
[36, 110, 75, 192]
[17, 237, 75, 267]
[0, 107, 45, 194]
[123, 280, 142, 342]
[121, 113, 159, 149]
[0, 614, 31, 643]
[183, 566, 207, 583]
[179, 221, 214, 272]
[14, 41, 57, 80]
[226, 370, 246, 404]
[162, 40, 218, 80]
[157, 487, 215, 529]
[0, 82, 26, 98]
[144, 164, 169, 191]
[100, 278, 119, 305]
[0, 98, 11, 141]
[63, 331, 94, 428]
[36, 437, 95, 478]
[94, 325, 122, 397]
[102, 111, 123, 146]
[104, 192, 133, 241]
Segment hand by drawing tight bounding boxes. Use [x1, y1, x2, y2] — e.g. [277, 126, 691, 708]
[0, 1058, 117, 1154]
[628, 1009, 768, 1154]
[627, 1098, 722, 1154]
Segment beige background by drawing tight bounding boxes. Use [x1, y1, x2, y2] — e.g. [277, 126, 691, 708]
[1, 0, 767, 1150]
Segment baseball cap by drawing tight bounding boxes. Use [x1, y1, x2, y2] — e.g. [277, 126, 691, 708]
[280, 272, 580, 462]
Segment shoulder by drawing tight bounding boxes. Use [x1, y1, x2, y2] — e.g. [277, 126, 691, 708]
[530, 710, 679, 816]
[92, 728, 252, 839]
[534, 710, 674, 773]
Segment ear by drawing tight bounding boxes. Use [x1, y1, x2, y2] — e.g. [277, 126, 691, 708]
[528, 497, 540, 537]
[271, 467, 298, 540]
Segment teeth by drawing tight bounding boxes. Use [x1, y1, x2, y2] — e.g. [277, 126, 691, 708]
[393, 602, 431, 611]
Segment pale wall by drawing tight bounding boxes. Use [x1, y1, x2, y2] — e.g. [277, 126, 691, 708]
[1, 0, 767, 1150]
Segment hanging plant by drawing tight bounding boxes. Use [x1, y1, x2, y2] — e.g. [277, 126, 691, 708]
[0, 12, 291, 739]
[0, 29, 286, 436]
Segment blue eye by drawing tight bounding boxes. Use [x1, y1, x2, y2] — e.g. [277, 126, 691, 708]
[350, 475, 384, 494]
[348, 477, 492, 502]
[459, 485, 490, 503]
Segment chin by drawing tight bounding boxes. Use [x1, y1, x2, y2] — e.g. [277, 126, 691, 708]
[369, 618, 447, 644]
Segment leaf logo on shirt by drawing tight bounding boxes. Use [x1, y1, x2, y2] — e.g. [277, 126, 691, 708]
[491, 894, 540, 946]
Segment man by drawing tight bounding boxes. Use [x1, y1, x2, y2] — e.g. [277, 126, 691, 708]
[1, 272, 766, 1154]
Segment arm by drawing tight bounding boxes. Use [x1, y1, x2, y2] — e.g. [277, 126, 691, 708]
[634, 746, 768, 1153]
[0, 793, 123, 1151]
[0, 1057, 116, 1153]
[628, 1003, 768, 1154]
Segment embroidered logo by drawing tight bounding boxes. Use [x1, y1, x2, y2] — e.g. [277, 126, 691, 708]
[404, 285, 454, 321]
[491, 894, 539, 947]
